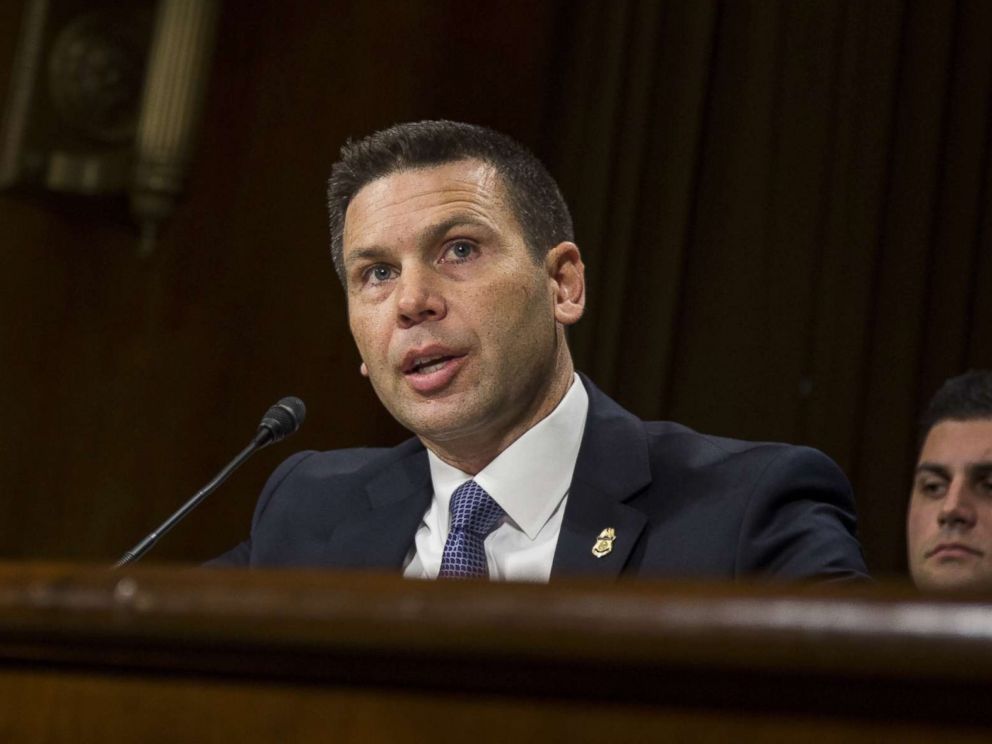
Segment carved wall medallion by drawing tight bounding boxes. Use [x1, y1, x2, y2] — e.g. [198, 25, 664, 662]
[48, 8, 151, 145]
[0, 0, 221, 254]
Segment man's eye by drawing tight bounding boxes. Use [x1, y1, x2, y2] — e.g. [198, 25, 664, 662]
[442, 241, 476, 262]
[365, 265, 396, 284]
[918, 480, 946, 497]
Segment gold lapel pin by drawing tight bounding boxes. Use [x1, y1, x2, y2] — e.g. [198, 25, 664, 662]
[591, 527, 616, 558]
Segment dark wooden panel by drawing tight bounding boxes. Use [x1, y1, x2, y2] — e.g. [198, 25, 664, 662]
[0, 565, 990, 741]
[4, 669, 990, 744]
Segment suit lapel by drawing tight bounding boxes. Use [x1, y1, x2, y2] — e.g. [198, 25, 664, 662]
[319, 379, 652, 577]
[321, 440, 432, 570]
[551, 377, 651, 579]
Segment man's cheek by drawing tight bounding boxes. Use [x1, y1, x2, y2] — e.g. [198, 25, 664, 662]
[906, 512, 926, 552]
[350, 318, 378, 356]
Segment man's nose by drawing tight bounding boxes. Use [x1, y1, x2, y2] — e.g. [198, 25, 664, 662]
[395, 268, 446, 328]
[938, 481, 977, 529]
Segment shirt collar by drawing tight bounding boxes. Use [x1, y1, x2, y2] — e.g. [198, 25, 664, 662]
[427, 373, 589, 540]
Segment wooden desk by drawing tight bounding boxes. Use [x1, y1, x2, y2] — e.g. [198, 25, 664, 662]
[0, 564, 988, 742]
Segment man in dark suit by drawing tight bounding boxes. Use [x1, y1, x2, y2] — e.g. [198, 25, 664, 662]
[212, 120, 867, 581]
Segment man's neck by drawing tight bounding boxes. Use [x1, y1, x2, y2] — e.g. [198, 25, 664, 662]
[421, 366, 576, 475]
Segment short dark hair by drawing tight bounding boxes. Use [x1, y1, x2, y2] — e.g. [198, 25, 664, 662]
[326, 120, 573, 284]
[919, 370, 992, 446]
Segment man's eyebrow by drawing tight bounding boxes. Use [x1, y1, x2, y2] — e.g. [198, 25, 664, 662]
[345, 215, 494, 268]
[344, 246, 390, 268]
[916, 463, 951, 479]
[967, 462, 992, 480]
[418, 215, 493, 248]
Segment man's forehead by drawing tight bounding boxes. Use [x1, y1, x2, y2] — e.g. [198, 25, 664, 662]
[919, 419, 992, 465]
[342, 160, 510, 250]
[350, 160, 500, 213]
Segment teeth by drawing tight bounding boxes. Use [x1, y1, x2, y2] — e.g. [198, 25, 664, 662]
[414, 357, 447, 374]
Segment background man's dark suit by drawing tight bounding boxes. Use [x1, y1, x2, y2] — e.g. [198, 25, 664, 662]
[212, 376, 868, 580]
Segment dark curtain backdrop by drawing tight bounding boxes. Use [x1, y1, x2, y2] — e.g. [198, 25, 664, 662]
[548, 0, 992, 575]
[1, 0, 990, 575]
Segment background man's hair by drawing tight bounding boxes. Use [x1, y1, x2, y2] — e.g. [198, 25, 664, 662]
[919, 369, 992, 447]
[326, 120, 574, 284]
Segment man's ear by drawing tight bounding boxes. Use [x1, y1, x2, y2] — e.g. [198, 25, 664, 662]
[546, 241, 585, 326]
[360, 362, 369, 377]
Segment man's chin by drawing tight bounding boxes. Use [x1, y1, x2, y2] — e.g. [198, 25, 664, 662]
[391, 402, 482, 444]
[917, 566, 992, 593]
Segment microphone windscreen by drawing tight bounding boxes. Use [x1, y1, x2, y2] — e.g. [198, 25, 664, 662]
[258, 396, 306, 442]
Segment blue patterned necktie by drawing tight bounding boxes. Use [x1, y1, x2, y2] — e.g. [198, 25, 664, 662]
[438, 480, 505, 579]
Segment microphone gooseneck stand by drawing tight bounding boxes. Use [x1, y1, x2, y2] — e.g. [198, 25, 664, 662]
[114, 396, 305, 568]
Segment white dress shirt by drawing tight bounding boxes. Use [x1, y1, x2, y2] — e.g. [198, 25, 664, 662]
[403, 373, 589, 582]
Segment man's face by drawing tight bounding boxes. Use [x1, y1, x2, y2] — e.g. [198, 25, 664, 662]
[907, 419, 992, 592]
[341, 159, 582, 461]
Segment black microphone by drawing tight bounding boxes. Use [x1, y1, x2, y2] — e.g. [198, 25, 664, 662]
[114, 396, 306, 567]
[254, 396, 306, 446]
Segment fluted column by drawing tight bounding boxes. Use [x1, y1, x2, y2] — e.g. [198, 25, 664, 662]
[131, 0, 221, 255]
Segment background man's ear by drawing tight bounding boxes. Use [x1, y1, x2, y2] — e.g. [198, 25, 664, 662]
[360, 362, 369, 377]
[547, 241, 585, 326]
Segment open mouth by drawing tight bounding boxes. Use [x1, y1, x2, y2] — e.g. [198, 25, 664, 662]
[406, 354, 458, 375]
[400, 349, 468, 394]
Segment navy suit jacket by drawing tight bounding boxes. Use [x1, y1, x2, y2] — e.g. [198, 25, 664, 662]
[211, 376, 868, 580]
